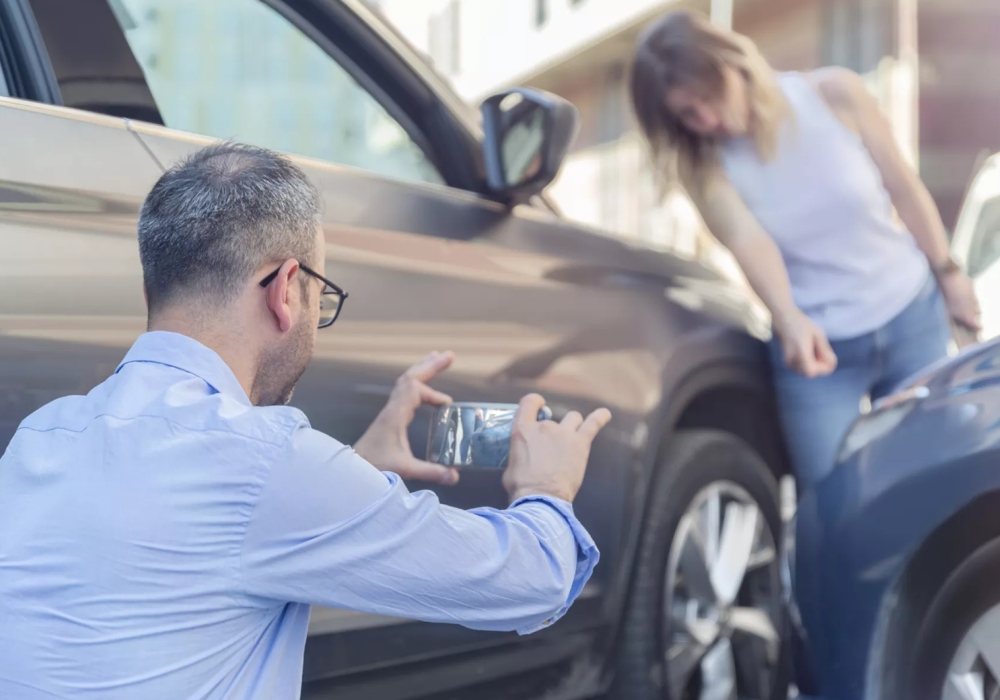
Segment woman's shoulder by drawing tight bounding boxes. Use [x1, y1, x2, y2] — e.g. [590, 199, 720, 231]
[803, 67, 867, 107]
[802, 67, 873, 134]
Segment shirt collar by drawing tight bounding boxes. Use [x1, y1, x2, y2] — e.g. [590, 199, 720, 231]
[116, 331, 252, 406]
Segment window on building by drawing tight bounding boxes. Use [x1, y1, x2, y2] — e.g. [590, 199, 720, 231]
[535, 0, 548, 27]
[34, 0, 443, 187]
[429, 1, 460, 75]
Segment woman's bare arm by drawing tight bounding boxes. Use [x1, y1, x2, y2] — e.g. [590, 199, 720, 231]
[687, 171, 836, 375]
[813, 67, 981, 330]
[813, 68, 951, 269]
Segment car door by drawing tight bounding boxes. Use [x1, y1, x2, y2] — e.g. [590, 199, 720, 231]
[0, 57, 162, 451]
[17, 0, 669, 695]
[952, 155, 1000, 341]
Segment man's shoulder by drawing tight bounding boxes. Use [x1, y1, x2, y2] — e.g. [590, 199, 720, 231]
[17, 390, 96, 435]
[15, 371, 313, 452]
[150, 380, 315, 450]
[203, 397, 308, 447]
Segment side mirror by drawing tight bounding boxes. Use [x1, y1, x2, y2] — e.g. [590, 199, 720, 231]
[480, 88, 580, 205]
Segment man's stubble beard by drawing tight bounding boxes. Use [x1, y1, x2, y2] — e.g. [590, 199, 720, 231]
[253, 314, 315, 407]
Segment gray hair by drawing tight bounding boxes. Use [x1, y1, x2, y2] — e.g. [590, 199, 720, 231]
[137, 141, 322, 316]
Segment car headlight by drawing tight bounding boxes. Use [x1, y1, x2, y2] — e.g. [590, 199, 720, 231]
[836, 386, 929, 464]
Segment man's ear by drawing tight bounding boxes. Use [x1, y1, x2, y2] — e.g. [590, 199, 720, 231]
[264, 259, 301, 333]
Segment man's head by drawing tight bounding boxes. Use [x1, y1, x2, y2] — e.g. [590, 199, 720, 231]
[138, 142, 328, 406]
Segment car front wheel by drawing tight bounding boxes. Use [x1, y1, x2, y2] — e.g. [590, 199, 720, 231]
[905, 538, 1000, 700]
[611, 430, 789, 700]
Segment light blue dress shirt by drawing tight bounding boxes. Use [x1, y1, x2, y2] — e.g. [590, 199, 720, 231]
[0, 331, 598, 699]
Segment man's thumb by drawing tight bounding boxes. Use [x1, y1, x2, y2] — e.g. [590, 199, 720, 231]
[403, 459, 460, 486]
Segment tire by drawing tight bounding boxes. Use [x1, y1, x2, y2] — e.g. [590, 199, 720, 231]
[904, 537, 1000, 700]
[610, 430, 789, 700]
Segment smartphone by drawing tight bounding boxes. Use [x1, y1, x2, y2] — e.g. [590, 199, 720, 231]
[427, 402, 553, 469]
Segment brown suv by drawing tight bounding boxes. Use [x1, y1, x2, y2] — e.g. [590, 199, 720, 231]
[0, 1, 789, 698]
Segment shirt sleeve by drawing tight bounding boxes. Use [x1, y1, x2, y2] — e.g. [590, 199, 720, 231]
[238, 423, 599, 635]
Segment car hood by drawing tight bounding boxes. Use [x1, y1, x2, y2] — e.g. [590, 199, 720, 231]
[885, 335, 1000, 403]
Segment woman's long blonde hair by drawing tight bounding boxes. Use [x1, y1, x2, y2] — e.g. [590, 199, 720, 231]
[629, 9, 791, 192]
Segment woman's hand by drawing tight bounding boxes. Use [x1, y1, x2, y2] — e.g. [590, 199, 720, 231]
[774, 310, 838, 378]
[938, 271, 982, 333]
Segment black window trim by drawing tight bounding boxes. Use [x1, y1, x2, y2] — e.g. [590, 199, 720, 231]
[286, 0, 487, 194]
[0, 45, 8, 95]
[323, 0, 559, 210]
[0, 0, 61, 103]
[259, 0, 452, 187]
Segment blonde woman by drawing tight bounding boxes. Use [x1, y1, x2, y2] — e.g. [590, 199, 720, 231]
[631, 10, 981, 490]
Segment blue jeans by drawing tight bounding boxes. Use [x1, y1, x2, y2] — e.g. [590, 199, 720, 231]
[459, 411, 484, 463]
[769, 275, 952, 492]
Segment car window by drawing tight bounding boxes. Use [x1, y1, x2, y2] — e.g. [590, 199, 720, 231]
[967, 195, 1000, 278]
[99, 0, 443, 186]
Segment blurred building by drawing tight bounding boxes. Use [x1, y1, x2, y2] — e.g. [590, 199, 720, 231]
[913, 0, 1000, 227]
[379, 0, 1000, 242]
[826, 0, 1000, 228]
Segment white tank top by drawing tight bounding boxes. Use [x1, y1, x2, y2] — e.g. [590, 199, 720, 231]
[718, 72, 929, 340]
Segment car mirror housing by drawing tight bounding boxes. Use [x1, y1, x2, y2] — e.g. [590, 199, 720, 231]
[480, 87, 579, 206]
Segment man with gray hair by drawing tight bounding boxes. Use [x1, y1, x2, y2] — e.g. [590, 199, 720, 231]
[0, 142, 611, 699]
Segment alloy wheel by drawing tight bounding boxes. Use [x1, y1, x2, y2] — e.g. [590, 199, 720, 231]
[663, 482, 782, 700]
[944, 604, 1000, 700]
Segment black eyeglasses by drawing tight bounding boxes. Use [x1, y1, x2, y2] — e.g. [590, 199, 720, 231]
[259, 263, 348, 329]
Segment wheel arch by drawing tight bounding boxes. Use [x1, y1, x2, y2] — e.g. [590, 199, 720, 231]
[598, 356, 789, 690]
[673, 379, 790, 482]
[621, 357, 789, 601]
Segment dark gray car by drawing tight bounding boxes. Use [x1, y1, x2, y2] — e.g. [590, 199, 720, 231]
[0, 1, 791, 698]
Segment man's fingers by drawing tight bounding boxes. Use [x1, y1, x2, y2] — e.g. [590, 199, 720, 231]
[418, 383, 453, 407]
[560, 411, 584, 430]
[578, 408, 612, 440]
[515, 393, 547, 431]
[406, 351, 455, 383]
[401, 459, 460, 486]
